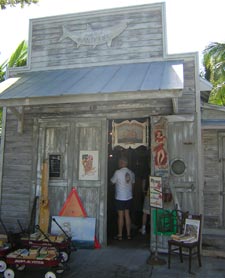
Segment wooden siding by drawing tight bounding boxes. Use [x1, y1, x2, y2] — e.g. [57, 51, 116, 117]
[202, 130, 223, 228]
[168, 118, 198, 213]
[178, 59, 196, 114]
[0, 113, 33, 231]
[29, 4, 164, 70]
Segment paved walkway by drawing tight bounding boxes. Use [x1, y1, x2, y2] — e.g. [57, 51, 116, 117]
[4, 245, 225, 278]
[66, 247, 225, 278]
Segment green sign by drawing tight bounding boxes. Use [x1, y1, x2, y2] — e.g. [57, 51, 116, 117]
[153, 209, 177, 235]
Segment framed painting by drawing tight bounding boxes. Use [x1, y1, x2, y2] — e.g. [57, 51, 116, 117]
[79, 150, 99, 180]
[112, 119, 149, 149]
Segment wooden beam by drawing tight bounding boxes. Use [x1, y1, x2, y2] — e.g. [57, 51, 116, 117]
[8, 106, 24, 134]
[172, 98, 179, 114]
[0, 89, 183, 107]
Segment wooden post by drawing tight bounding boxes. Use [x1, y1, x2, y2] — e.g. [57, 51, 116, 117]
[39, 159, 50, 234]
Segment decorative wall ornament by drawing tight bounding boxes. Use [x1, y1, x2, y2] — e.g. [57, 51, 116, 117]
[170, 158, 186, 176]
[152, 117, 169, 177]
[59, 21, 128, 48]
[79, 151, 99, 180]
[112, 119, 149, 149]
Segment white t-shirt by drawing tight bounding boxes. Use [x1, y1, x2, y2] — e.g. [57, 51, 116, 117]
[110, 167, 135, 201]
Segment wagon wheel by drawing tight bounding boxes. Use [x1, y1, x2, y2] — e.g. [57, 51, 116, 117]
[59, 250, 70, 262]
[44, 271, 56, 278]
[0, 260, 7, 272]
[4, 268, 15, 278]
[55, 262, 65, 274]
[16, 264, 26, 271]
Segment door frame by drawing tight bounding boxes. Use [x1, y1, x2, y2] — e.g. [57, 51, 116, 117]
[218, 132, 225, 227]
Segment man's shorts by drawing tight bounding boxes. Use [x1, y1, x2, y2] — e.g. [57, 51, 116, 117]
[115, 199, 133, 211]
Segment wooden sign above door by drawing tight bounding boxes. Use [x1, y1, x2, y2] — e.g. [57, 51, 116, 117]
[112, 119, 149, 149]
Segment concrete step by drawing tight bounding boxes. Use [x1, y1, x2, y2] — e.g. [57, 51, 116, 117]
[202, 234, 225, 258]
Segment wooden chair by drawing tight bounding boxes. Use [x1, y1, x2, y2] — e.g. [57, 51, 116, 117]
[168, 214, 202, 274]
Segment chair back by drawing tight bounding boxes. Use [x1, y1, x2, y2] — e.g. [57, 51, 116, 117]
[175, 210, 189, 234]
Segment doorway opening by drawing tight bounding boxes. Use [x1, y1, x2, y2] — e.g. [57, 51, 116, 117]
[107, 118, 151, 246]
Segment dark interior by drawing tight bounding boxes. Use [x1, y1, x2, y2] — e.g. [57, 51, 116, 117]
[107, 118, 151, 246]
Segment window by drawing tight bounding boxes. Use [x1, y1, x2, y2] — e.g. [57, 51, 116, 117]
[170, 159, 186, 176]
[49, 154, 61, 178]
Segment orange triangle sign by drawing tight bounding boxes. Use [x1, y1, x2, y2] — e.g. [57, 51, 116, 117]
[59, 187, 87, 217]
[59, 187, 101, 248]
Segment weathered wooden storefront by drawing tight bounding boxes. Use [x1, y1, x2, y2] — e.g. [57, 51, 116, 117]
[0, 3, 203, 247]
[201, 101, 225, 251]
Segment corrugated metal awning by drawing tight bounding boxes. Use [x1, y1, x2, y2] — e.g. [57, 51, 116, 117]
[0, 60, 183, 107]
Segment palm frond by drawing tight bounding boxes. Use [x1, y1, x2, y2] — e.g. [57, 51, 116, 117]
[209, 83, 225, 106]
[8, 40, 27, 68]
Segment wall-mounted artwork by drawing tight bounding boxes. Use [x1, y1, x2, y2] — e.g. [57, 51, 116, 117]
[79, 151, 99, 180]
[152, 117, 169, 177]
[112, 119, 149, 149]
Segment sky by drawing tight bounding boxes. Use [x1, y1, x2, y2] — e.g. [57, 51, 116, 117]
[0, 0, 224, 66]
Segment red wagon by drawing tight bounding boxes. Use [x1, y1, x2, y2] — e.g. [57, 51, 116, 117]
[4, 246, 66, 278]
[18, 219, 76, 263]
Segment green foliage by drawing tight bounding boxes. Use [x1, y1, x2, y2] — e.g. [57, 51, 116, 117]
[8, 40, 27, 68]
[202, 42, 225, 105]
[0, 0, 38, 9]
[0, 40, 27, 132]
[0, 40, 28, 82]
[208, 83, 225, 106]
[0, 59, 8, 82]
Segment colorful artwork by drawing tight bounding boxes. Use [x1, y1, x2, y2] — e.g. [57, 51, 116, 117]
[51, 216, 96, 249]
[79, 151, 99, 180]
[149, 176, 163, 208]
[153, 129, 167, 167]
[112, 120, 148, 149]
[152, 117, 169, 177]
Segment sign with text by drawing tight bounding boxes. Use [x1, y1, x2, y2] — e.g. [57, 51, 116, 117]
[149, 176, 163, 208]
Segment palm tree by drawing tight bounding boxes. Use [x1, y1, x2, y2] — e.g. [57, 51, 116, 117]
[202, 42, 225, 105]
[0, 40, 28, 131]
[0, 40, 27, 82]
[7, 40, 27, 68]
[0, 59, 8, 82]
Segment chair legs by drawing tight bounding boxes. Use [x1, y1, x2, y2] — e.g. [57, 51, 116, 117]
[168, 244, 202, 274]
[179, 246, 183, 263]
[188, 248, 192, 273]
[197, 246, 202, 267]
[168, 243, 171, 269]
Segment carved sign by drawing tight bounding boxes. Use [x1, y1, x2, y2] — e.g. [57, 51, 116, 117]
[59, 21, 128, 48]
[112, 120, 148, 149]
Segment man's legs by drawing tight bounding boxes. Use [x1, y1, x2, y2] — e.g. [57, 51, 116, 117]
[117, 210, 124, 237]
[124, 209, 131, 238]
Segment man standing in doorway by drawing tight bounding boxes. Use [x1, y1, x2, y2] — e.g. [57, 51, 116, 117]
[111, 157, 135, 240]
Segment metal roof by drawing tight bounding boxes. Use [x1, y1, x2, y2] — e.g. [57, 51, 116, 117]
[0, 60, 183, 107]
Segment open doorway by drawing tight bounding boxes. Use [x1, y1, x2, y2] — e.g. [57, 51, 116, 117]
[107, 118, 151, 246]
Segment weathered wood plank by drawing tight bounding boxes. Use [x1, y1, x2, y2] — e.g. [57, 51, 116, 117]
[30, 5, 164, 70]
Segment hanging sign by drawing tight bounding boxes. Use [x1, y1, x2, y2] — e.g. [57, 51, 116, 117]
[149, 176, 163, 208]
[112, 119, 148, 149]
